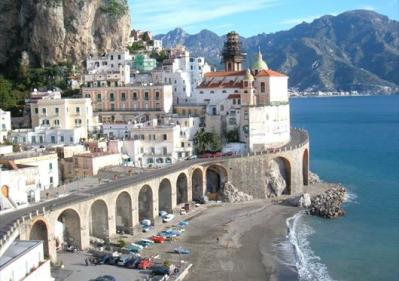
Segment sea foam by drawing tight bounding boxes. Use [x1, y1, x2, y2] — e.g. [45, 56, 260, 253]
[286, 212, 336, 281]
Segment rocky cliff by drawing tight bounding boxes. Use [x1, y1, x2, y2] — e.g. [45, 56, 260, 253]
[0, 0, 130, 68]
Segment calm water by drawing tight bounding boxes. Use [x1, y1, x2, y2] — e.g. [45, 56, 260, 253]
[289, 95, 399, 281]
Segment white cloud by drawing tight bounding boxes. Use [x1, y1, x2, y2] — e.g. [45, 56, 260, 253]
[359, 5, 376, 11]
[129, 0, 279, 33]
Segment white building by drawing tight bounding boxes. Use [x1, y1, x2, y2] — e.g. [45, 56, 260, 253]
[121, 118, 196, 167]
[9, 127, 87, 147]
[152, 49, 211, 104]
[0, 109, 11, 143]
[194, 46, 291, 152]
[0, 161, 40, 210]
[0, 240, 54, 281]
[1, 151, 59, 190]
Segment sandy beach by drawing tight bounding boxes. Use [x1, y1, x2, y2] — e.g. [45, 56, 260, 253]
[178, 183, 330, 281]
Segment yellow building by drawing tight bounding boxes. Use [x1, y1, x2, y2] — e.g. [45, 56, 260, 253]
[30, 98, 98, 139]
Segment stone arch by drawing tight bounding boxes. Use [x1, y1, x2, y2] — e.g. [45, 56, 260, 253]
[176, 173, 188, 205]
[115, 191, 133, 234]
[270, 157, 291, 195]
[206, 165, 228, 200]
[191, 168, 204, 201]
[1, 185, 9, 198]
[29, 219, 49, 258]
[139, 185, 153, 222]
[57, 208, 81, 249]
[159, 178, 172, 213]
[303, 149, 309, 186]
[89, 199, 109, 239]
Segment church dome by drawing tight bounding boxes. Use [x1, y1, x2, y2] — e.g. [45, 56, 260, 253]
[251, 50, 268, 71]
[244, 69, 254, 81]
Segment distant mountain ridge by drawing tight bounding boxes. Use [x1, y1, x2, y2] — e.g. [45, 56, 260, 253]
[155, 10, 399, 93]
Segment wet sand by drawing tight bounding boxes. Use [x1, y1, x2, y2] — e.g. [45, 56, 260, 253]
[180, 183, 330, 281]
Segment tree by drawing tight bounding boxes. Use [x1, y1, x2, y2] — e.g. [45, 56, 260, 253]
[193, 130, 222, 154]
[0, 76, 16, 109]
[226, 129, 239, 142]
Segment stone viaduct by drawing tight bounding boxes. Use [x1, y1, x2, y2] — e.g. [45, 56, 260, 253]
[0, 129, 310, 262]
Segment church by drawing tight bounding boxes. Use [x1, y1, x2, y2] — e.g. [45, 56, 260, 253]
[192, 31, 291, 152]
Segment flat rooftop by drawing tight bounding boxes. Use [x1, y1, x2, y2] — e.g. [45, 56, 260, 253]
[0, 240, 42, 269]
[1, 150, 57, 161]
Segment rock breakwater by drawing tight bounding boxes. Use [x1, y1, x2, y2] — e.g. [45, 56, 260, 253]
[308, 186, 346, 218]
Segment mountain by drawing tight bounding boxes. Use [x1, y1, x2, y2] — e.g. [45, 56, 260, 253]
[0, 0, 130, 69]
[155, 10, 399, 93]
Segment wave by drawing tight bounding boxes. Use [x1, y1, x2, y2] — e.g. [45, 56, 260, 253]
[344, 190, 358, 204]
[285, 212, 336, 281]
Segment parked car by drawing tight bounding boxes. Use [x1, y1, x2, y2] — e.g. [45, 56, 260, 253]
[136, 239, 154, 248]
[212, 152, 223, 157]
[177, 221, 189, 227]
[126, 243, 144, 253]
[158, 231, 176, 239]
[105, 256, 119, 265]
[141, 219, 152, 226]
[162, 214, 174, 222]
[95, 253, 112, 264]
[199, 152, 213, 158]
[174, 246, 190, 254]
[223, 151, 234, 156]
[117, 254, 133, 266]
[142, 225, 151, 233]
[138, 258, 152, 270]
[125, 256, 141, 269]
[185, 155, 197, 160]
[151, 235, 166, 243]
[179, 209, 186, 215]
[159, 210, 168, 217]
[151, 265, 171, 276]
[91, 275, 116, 281]
[150, 275, 169, 281]
[65, 244, 78, 252]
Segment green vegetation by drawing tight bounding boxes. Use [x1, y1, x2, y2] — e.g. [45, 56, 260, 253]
[0, 61, 77, 116]
[128, 42, 146, 54]
[101, 0, 129, 18]
[117, 239, 127, 248]
[163, 260, 172, 267]
[226, 129, 239, 142]
[193, 130, 222, 153]
[44, 0, 63, 8]
[150, 50, 168, 62]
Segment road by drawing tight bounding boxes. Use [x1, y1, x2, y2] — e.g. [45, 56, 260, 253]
[0, 129, 308, 238]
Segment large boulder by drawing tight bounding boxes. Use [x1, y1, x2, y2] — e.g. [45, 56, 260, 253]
[221, 181, 253, 203]
[266, 159, 287, 197]
[308, 186, 346, 218]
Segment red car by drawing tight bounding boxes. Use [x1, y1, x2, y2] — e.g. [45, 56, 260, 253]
[199, 152, 213, 158]
[150, 235, 166, 243]
[138, 258, 152, 270]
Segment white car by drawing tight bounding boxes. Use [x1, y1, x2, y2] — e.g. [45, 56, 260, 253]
[162, 214, 174, 222]
[159, 210, 168, 217]
[180, 209, 187, 215]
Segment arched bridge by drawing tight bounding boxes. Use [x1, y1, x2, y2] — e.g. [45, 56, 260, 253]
[0, 129, 310, 261]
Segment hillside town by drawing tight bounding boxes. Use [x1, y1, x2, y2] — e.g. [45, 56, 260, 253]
[0, 30, 296, 281]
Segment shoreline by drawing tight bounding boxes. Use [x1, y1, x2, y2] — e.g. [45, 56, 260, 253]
[181, 183, 331, 281]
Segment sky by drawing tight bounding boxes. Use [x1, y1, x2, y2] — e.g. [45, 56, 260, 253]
[128, 0, 398, 37]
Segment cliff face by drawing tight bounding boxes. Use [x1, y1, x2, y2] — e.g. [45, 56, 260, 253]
[0, 0, 130, 67]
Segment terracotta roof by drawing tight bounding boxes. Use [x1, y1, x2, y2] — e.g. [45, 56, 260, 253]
[204, 70, 247, 78]
[256, 69, 287, 77]
[197, 81, 243, 89]
[227, 94, 241, 99]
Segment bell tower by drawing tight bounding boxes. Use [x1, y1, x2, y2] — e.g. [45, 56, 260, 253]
[222, 31, 246, 72]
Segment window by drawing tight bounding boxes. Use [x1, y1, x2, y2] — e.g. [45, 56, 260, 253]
[55, 107, 59, 115]
[60, 135, 64, 142]
[233, 99, 236, 105]
[210, 91, 214, 94]
[222, 90, 227, 93]
[39, 136, 44, 143]
[144, 92, 149, 100]
[54, 119, 60, 126]
[140, 147, 144, 153]
[220, 105, 224, 111]
[49, 163, 53, 171]
[34, 108, 38, 114]
[155, 92, 160, 100]
[111, 104, 115, 111]
[238, 99, 241, 105]
[110, 93, 115, 101]
[261, 82, 266, 93]
[163, 134, 167, 140]
[121, 92, 126, 101]
[181, 142, 185, 147]
[75, 119, 82, 126]
[51, 135, 56, 144]
[97, 93, 101, 101]
[133, 92, 138, 100]
[200, 91, 204, 94]
[163, 147, 167, 155]
[151, 147, 155, 154]
[110, 55, 114, 60]
[118, 55, 121, 60]
[31, 136, 36, 144]
[42, 108, 47, 115]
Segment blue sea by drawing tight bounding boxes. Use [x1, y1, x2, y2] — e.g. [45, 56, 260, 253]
[286, 95, 399, 281]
